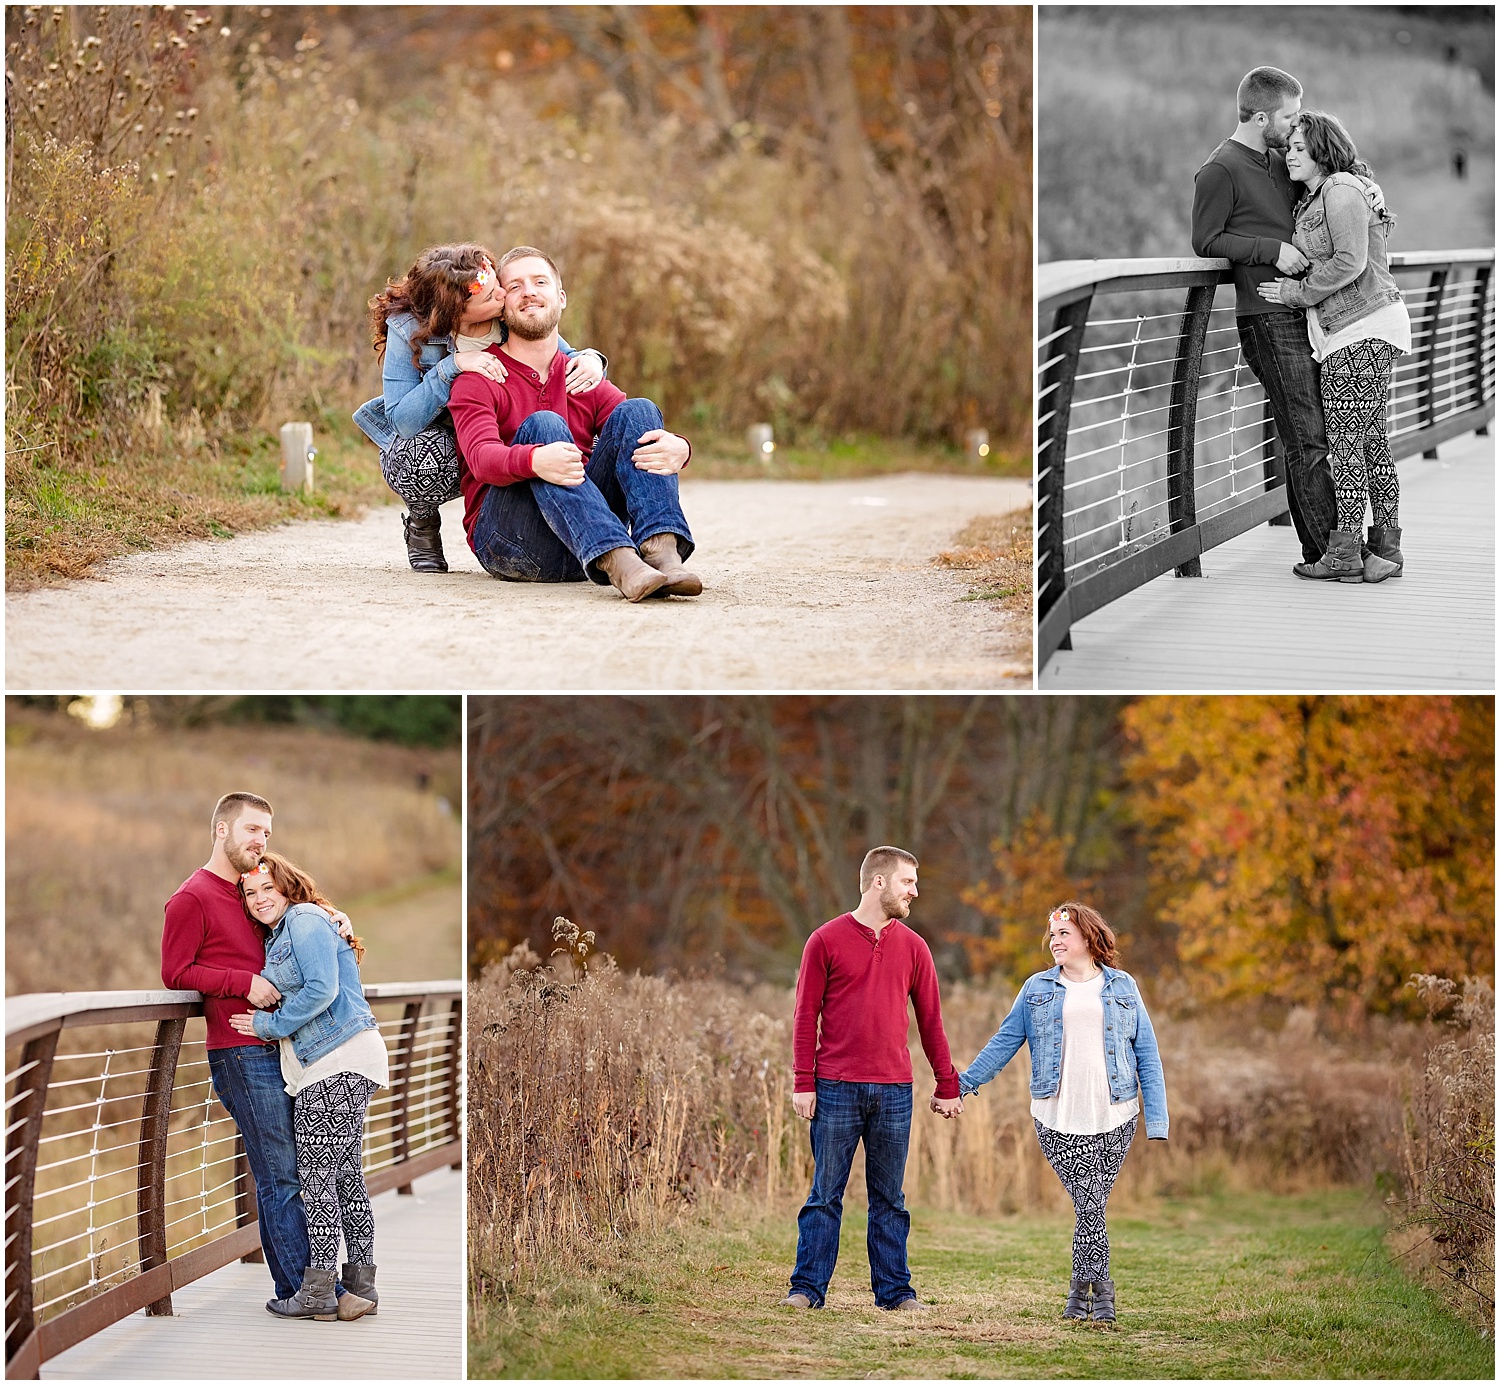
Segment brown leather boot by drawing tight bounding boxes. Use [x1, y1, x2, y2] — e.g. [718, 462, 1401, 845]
[638, 533, 703, 597]
[403, 507, 447, 573]
[595, 546, 670, 602]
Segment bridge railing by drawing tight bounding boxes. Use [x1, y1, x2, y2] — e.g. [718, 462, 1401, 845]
[1036, 250, 1495, 668]
[5, 982, 462, 1379]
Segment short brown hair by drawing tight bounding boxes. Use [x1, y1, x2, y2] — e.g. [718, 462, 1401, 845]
[239, 852, 365, 964]
[860, 846, 918, 893]
[1045, 900, 1120, 968]
[498, 245, 562, 288]
[211, 792, 272, 837]
[1236, 66, 1302, 123]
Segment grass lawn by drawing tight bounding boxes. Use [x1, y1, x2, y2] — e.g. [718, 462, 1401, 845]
[469, 1189, 1493, 1378]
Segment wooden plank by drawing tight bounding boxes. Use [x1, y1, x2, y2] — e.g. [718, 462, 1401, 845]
[1067, 529, 1202, 622]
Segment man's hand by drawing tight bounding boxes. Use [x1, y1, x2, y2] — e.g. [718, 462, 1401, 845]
[564, 350, 605, 394]
[1256, 277, 1295, 306]
[227, 1009, 260, 1036]
[454, 350, 509, 385]
[532, 441, 586, 486]
[792, 1091, 817, 1121]
[247, 975, 281, 1008]
[327, 909, 355, 941]
[930, 1095, 964, 1119]
[1275, 242, 1310, 275]
[631, 429, 690, 475]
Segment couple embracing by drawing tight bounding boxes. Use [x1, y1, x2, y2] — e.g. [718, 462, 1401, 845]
[161, 792, 388, 1322]
[1194, 66, 1413, 584]
[353, 243, 701, 603]
[779, 847, 1169, 1325]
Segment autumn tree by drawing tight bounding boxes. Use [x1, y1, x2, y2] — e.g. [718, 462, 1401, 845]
[1122, 695, 1494, 1018]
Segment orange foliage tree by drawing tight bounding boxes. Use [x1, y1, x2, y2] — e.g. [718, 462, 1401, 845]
[1121, 696, 1494, 1017]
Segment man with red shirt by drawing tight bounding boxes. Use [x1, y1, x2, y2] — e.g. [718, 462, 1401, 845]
[447, 246, 702, 603]
[160, 792, 365, 1318]
[781, 846, 963, 1312]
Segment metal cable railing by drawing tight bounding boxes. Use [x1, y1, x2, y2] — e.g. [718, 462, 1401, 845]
[1037, 250, 1495, 668]
[5, 983, 462, 1379]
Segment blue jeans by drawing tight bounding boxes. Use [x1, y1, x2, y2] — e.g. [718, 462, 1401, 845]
[1237, 311, 1337, 562]
[789, 1080, 915, 1309]
[470, 398, 694, 583]
[208, 1044, 310, 1300]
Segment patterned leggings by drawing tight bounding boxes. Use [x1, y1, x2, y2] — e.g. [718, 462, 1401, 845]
[1321, 339, 1400, 534]
[294, 1073, 378, 1272]
[1034, 1115, 1137, 1283]
[380, 424, 463, 514]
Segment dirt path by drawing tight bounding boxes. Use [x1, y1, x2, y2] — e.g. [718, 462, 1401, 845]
[6, 475, 1031, 690]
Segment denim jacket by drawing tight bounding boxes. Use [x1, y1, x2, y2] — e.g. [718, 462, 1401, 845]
[353, 311, 588, 452]
[957, 965, 1169, 1139]
[250, 902, 378, 1065]
[1283, 173, 1402, 335]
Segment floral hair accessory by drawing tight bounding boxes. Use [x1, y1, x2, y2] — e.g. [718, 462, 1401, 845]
[240, 861, 271, 880]
[467, 258, 495, 297]
[1049, 907, 1071, 926]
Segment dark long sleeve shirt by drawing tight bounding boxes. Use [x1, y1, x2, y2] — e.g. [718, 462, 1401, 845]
[791, 914, 960, 1098]
[1191, 138, 1300, 317]
[161, 868, 266, 1050]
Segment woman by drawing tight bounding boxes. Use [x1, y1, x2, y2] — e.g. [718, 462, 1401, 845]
[1257, 112, 1411, 584]
[354, 242, 607, 573]
[228, 854, 389, 1322]
[953, 903, 1168, 1325]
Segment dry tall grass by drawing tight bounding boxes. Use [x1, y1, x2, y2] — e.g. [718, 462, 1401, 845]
[469, 921, 1419, 1295]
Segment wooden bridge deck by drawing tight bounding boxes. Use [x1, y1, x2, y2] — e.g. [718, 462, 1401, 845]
[1040, 431, 1495, 690]
[39, 1168, 461, 1380]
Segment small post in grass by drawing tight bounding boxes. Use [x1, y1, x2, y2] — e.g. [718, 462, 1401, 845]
[747, 422, 775, 463]
[279, 422, 316, 493]
[965, 428, 991, 462]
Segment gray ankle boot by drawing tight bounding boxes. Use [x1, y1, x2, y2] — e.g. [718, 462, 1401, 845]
[266, 1267, 340, 1321]
[1292, 529, 1365, 583]
[1063, 1276, 1092, 1319]
[1367, 524, 1403, 579]
[340, 1263, 378, 1319]
[1089, 1277, 1116, 1324]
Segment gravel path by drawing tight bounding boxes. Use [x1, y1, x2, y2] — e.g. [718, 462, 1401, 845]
[6, 475, 1032, 690]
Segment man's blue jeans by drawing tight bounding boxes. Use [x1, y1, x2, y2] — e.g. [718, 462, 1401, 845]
[1237, 311, 1338, 562]
[789, 1080, 916, 1309]
[470, 398, 694, 583]
[208, 1044, 309, 1301]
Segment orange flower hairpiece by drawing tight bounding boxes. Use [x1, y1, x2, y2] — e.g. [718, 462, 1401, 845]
[1048, 907, 1071, 926]
[240, 861, 271, 880]
[467, 258, 495, 297]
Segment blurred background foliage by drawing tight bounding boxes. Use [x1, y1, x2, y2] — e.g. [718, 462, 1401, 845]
[1039, 5, 1494, 261]
[5, 6, 1029, 581]
[468, 693, 1494, 1025]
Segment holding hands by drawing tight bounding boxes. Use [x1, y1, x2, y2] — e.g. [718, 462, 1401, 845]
[930, 1094, 964, 1119]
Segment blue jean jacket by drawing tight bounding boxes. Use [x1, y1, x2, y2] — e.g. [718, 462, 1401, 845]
[352, 310, 587, 452]
[957, 965, 1169, 1139]
[250, 902, 378, 1065]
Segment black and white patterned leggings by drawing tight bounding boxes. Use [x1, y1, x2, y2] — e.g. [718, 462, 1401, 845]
[1034, 1115, 1137, 1283]
[1321, 339, 1400, 534]
[294, 1072, 378, 1272]
[380, 424, 463, 513]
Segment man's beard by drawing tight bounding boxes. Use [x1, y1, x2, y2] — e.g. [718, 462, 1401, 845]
[1264, 125, 1290, 152]
[503, 300, 562, 341]
[879, 888, 910, 919]
[225, 839, 262, 874]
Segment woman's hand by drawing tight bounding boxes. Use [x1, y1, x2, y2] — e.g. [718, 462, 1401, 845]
[564, 350, 605, 394]
[531, 441, 586, 486]
[632, 429, 690, 475]
[1257, 277, 1296, 306]
[454, 350, 508, 385]
[227, 1010, 260, 1037]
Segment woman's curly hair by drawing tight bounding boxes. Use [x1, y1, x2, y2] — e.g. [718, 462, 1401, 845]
[239, 851, 365, 964]
[368, 241, 499, 369]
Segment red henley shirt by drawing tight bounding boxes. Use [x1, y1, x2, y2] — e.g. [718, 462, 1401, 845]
[792, 913, 960, 1098]
[161, 868, 266, 1050]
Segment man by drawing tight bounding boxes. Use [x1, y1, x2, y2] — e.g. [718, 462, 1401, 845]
[160, 792, 370, 1320]
[1191, 65, 1338, 571]
[446, 246, 703, 603]
[781, 846, 963, 1312]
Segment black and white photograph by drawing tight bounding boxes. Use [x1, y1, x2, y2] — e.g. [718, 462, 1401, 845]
[1036, 6, 1494, 689]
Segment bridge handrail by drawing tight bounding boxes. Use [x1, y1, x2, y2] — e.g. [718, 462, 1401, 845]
[5, 981, 463, 1379]
[1036, 249, 1496, 669]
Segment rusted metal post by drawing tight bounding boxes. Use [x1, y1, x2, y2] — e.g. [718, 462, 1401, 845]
[444, 998, 463, 1171]
[135, 1018, 186, 1316]
[392, 1001, 423, 1194]
[1166, 284, 1215, 576]
[5, 1029, 60, 1367]
[1036, 291, 1094, 651]
[1420, 268, 1450, 457]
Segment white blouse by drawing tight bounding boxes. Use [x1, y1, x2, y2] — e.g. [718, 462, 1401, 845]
[1030, 970, 1140, 1136]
